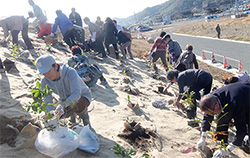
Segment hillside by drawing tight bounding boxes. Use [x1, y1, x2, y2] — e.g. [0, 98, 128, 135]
[117, 0, 235, 26]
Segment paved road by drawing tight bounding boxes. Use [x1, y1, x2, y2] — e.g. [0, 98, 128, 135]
[170, 33, 250, 71]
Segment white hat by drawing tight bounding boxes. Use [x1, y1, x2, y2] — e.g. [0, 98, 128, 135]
[35, 55, 56, 74]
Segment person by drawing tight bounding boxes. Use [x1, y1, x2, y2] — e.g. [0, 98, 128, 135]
[95, 16, 104, 31]
[166, 69, 213, 119]
[69, 46, 108, 85]
[174, 44, 198, 72]
[197, 83, 250, 157]
[113, 20, 123, 31]
[0, 58, 5, 73]
[28, 0, 47, 32]
[103, 17, 119, 59]
[51, 10, 85, 48]
[223, 71, 250, 84]
[37, 23, 52, 38]
[69, 8, 82, 27]
[149, 32, 168, 74]
[0, 16, 34, 50]
[35, 55, 92, 127]
[216, 24, 221, 39]
[83, 17, 106, 58]
[165, 34, 182, 64]
[117, 30, 133, 59]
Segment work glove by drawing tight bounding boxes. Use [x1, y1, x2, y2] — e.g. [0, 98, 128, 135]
[212, 143, 236, 158]
[197, 132, 207, 150]
[148, 51, 153, 58]
[243, 135, 250, 146]
[49, 33, 54, 37]
[54, 104, 64, 119]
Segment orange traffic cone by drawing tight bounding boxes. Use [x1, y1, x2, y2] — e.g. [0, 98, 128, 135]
[223, 56, 228, 68]
[202, 51, 207, 60]
[211, 53, 216, 63]
[238, 61, 243, 72]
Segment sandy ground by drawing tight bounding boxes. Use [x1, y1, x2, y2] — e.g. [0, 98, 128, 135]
[0, 23, 249, 158]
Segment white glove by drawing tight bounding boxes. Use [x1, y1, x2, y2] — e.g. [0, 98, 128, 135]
[50, 33, 54, 37]
[197, 132, 207, 150]
[212, 143, 236, 158]
[55, 104, 64, 119]
[148, 51, 153, 57]
[243, 135, 249, 145]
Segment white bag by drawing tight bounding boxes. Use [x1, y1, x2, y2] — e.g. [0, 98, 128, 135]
[35, 126, 80, 158]
[78, 125, 99, 153]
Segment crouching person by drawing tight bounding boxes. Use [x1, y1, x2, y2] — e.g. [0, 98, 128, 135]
[35, 55, 92, 127]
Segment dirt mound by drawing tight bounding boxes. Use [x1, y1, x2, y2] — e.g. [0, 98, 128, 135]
[118, 121, 162, 152]
[0, 115, 30, 147]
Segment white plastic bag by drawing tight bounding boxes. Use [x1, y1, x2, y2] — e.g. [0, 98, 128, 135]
[35, 126, 80, 158]
[78, 125, 99, 153]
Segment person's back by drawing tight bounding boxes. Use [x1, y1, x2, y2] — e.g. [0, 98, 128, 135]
[52, 12, 73, 37]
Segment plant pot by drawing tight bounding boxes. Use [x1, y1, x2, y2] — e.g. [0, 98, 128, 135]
[158, 86, 164, 93]
[127, 101, 139, 110]
[186, 108, 196, 119]
[187, 120, 199, 127]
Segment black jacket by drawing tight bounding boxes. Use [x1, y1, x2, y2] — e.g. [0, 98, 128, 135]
[69, 12, 82, 27]
[202, 83, 250, 146]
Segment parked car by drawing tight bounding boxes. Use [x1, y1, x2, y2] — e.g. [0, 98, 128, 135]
[205, 15, 219, 22]
[138, 26, 153, 32]
[163, 21, 172, 25]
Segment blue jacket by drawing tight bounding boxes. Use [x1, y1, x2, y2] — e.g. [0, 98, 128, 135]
[52, 13, 73, 37]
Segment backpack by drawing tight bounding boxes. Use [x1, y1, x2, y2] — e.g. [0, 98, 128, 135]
[175, 51, 194, 71]
[122, 31, 131, 39]
[68, 55, 101, 87]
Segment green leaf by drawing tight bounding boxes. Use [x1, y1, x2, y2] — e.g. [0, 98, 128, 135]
[141, 153, 150, 158]
[48, 113, 52, 119]
[34, 92, 40, 98]
[29, 89, 39, 94]
[36, 82, 41, 89]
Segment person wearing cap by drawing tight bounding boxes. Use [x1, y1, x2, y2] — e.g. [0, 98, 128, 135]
[35, 55, 92, 127]
[166, 69, 213, 119]
[197, 83, 250, 157]
[0, 16, 34, 50]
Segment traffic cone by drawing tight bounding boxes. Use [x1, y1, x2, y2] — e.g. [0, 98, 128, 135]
[223, 56, 228, 68]
[211, 53, 216, 63]
[202, 51, 207, 60]
[238, 61, 243, 72]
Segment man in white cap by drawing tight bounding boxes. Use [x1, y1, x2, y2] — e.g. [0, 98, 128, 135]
[35, 55, 92, 127]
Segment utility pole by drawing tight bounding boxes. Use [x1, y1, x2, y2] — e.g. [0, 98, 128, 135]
[235, 0, 239, 16]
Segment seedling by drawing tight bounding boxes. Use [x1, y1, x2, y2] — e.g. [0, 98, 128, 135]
[113, 144, 148, 158]
[193, 118, 201, 124]
[46, 42, 52, 51]
[206, 104, 229, 150]
[11, 44, 21, 60]
[180, 91, 195, 109]
[26, 81, 57, 131]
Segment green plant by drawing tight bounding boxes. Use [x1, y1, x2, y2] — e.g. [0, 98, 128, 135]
[193, 118, 201, 124]
[112, 144, 137, 158]
[11, 44, 21, 60]
[180, 91, 195, 109]
[26, 81, 55, 119]
[128, 95, 130, 102]
[46, 42, 52, 51]
[206, 104, 229, 150]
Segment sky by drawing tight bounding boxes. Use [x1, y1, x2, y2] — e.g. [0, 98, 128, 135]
[0, 0, 167, 25]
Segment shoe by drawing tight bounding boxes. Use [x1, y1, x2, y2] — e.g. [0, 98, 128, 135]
[0, 68, 5, 73]
[129, 57, 134, 60]
[100, 80, 107, 85]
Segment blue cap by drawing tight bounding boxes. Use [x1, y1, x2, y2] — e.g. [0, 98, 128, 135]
[35, 55, 56, 74]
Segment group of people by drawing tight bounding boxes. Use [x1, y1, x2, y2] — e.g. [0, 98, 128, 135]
[0, 0, 133, 60]
[148, 31, 250, 157]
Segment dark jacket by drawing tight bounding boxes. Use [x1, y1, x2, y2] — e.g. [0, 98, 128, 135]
[88, 22, 104, 41]
[201, 83, 250, 146]
[69, 12, 82, 27]
[104, 18, 117, 44]
[117, 31, 130, 45]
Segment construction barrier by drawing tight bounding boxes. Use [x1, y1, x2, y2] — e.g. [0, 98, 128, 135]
[201, 50, 243, 71]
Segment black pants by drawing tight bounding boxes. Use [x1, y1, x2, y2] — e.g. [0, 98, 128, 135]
[11, 21, 33, 49]
[152, 51, 168, 73]
[104, 38, 118, 55]
[64, 25, 85, 48]
[91, 39, 106, 57]
[188, 71, 213, 114]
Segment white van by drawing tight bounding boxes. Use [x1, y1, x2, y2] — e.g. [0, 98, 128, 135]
[205, 15, 219, 22]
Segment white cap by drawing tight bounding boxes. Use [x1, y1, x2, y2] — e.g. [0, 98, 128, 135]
[35, 55, 56, 74]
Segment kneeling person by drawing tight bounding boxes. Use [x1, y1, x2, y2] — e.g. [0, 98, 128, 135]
[36, 55, 92, 127]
